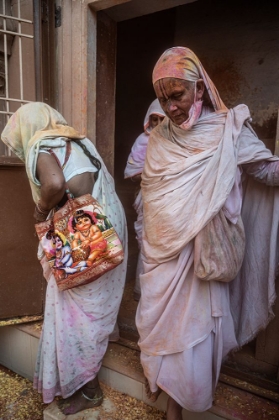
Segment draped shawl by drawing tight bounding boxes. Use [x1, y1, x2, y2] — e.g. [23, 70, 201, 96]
[1, 102, 84, 202]
[139, 104, 279, 353]
[141, 105, 277, 263]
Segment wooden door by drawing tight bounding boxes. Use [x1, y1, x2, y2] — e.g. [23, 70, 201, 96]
[0, 0, 55, 322]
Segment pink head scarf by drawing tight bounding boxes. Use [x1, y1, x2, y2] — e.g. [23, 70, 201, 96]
[152, 47, 227, 113]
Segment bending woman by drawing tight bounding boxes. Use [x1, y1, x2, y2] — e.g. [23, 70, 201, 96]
[1, 102, 127, 415]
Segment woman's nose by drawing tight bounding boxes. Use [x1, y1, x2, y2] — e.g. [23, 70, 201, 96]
[167, 100, 177, 111]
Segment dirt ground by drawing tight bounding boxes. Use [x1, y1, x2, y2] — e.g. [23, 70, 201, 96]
[0, 365, 166, 420]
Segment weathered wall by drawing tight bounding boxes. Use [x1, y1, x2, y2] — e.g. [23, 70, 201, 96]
[175, 0, 279, 149]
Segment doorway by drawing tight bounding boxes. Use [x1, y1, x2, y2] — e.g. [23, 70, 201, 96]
[113, 8, 176, 339]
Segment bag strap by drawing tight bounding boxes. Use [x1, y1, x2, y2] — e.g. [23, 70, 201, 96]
[72, 139, 101, 181]
[48, 141, 71, 169]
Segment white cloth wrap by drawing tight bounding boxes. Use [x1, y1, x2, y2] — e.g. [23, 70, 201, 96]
[33, 140, 128, 403]
[136, 105, 279, 411]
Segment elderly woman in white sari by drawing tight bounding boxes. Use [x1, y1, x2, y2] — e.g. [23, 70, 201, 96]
[136, 47, 279, 420]
[124, 99, 165, 300]
[1, 102, 127, 415]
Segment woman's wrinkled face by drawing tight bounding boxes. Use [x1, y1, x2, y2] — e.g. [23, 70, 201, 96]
[149, 114, 164, 130]
[154, 78, 198, 126]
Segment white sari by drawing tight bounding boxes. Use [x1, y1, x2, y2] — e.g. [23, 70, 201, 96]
[33, 139, 128, 403]
[136, 105, 279, 411]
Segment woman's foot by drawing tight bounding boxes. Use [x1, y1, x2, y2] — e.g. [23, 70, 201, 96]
[167, 396, 183, 420]
[58, 378, 103, 415]
[144, 377, 162, 402]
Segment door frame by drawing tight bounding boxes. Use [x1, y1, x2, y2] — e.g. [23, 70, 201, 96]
[54, 0, 128, 175]
[55, 0, 193, 174]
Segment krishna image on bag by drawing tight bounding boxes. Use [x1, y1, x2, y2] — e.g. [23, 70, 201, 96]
[35, 194, 124, 291]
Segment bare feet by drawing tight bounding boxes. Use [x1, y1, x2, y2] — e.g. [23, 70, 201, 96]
[58, 377, 103, 415]
[144, 377, 162, 402]
[167, 396, 183, 420]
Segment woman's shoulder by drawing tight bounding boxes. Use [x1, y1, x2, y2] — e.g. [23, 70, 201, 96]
[131, 132, 149, 149]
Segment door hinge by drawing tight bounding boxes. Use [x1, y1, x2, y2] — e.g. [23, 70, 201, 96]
[55, 5, 62, 28]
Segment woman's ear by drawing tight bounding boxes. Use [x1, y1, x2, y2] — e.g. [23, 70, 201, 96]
[196, 79, 205, 100]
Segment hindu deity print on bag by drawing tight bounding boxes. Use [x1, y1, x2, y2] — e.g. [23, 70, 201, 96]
[35, 194, 124, 291]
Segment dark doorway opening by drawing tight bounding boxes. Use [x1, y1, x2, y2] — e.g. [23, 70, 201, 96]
[114, 8, 176, 339]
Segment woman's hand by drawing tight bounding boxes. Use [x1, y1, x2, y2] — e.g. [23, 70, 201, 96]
[34, 202, 49, 223]
[131, 173, 142, 183]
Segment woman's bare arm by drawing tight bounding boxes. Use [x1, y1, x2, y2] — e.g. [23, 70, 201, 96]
[36, 152, 66, 211]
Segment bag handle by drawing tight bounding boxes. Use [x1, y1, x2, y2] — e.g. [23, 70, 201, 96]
[48, 141, 71, 169]
[72, 139, 101, 181]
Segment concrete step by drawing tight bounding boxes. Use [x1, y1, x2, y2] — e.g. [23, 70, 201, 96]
[0, 322, 279, 420]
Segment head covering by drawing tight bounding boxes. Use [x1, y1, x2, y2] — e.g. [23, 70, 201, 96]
[1, 101, 84, 162]
[152, 46, 227, 113]
[124, 99, 165, 179]
[143, 99, 165, 134]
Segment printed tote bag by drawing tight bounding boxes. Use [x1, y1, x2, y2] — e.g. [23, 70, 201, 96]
[35, 194, 124, 291]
